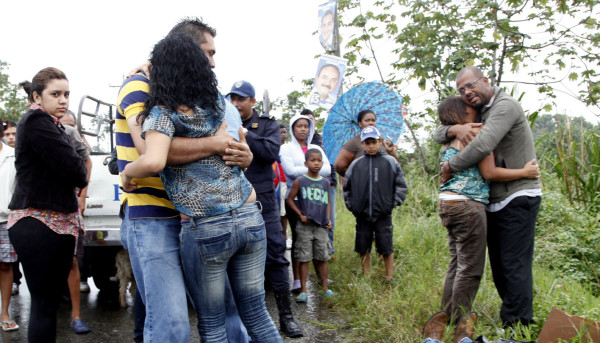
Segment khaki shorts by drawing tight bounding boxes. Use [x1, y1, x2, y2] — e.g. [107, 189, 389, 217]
[294, 220, 332, 262]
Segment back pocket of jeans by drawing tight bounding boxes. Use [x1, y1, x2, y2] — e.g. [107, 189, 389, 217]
[197, 232, 233, 265]
[244, 223, 266, 253]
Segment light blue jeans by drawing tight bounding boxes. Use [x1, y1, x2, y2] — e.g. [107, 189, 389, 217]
[424, 338, 473, 343]
[121, 204, 250, 343]
[123, 204, 190, 343]
[180, 203, 282, 343]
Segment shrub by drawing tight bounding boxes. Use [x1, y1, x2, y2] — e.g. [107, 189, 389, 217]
[535, 189, 600, 294]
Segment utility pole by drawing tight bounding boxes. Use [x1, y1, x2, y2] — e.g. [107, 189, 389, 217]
[263, 89, 270, 115]
[331, 2, 341, 59]
[331, 2, 342, 100]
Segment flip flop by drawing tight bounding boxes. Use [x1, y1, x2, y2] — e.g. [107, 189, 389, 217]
[1, 320, 19, 332]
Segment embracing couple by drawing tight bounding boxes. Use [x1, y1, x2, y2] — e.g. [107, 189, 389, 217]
[116, 18, 283, 343]
[425, 66, 542, 343]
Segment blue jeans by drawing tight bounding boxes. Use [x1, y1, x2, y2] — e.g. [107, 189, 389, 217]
[121, 210, 144, 343]
[133, 287, 146, 343]
[424, 339, 472, 343]
[180, 203, 282, 343]
[121, 204, 249, 343]
[124, 205, 190, 343]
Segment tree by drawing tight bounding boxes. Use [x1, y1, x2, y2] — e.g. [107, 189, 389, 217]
[340, 0, 599, 111]
[270, 78, 328, 133]
[0, 60, 28, 123]
[337, 0, 599, 173]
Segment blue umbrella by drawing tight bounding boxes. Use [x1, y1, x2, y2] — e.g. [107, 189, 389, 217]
[322, 81, 404, 163]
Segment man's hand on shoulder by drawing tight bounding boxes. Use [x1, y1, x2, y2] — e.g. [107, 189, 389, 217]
[223, 126, 253, 169]
[448, 123, 482, 146]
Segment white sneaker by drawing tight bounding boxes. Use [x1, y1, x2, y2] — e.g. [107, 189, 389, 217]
[291, 279, 301, 293]
[80, 281, 90, 293]
[11, 283, 18, 295]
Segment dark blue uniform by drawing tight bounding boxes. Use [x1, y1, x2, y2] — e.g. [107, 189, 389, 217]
[242, 109, 289, 292]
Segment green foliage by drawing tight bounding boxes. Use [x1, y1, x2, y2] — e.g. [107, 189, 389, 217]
[338, 0, 600, 120]
[0, 60, 28, 123]
[533, 114, 597, 165]
[535, 188, 600, 293]
[270, 90, 305, 131]
[538, 115, 600, 213]
[270, 88, 328, 136]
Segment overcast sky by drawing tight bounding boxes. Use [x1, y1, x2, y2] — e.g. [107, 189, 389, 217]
[0, 0, 329, 117]
[1, 0, 598, 125]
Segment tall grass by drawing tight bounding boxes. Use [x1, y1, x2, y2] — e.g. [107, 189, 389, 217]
[325, 166, 600, 342]
[545, 116, 600, 214]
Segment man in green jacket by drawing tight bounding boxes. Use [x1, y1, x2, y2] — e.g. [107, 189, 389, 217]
[435, 66, 542, 328]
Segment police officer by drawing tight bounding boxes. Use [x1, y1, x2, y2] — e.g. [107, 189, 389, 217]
[228, 81, 303, 338]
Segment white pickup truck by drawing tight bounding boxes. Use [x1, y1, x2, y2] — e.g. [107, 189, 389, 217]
[75, 95, 123, 292]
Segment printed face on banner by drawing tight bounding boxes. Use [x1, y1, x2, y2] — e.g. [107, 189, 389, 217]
[318, 0, 336, 51]
[308, 55, 347, 110]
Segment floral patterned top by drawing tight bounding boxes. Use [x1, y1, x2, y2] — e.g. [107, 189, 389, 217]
[439, 146, 489, 204]
[8, 208, 80, 237]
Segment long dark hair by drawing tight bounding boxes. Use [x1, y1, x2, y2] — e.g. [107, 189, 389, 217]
[139, 32, 219, 122]
[438, 95, 468, 126]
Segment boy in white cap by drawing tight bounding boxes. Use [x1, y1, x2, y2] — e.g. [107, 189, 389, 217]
[343, 126, 407, 282]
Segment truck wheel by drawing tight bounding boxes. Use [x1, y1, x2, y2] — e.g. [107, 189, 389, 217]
[87, 246, 121, 293]
[92, 269, 119, 293]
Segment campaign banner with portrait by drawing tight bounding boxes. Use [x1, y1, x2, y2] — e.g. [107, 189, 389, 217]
[318, 0, 336, 51]
[308, 54, 347, 110]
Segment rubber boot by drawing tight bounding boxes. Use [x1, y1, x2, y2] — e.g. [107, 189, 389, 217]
[274, 291, 303, 338]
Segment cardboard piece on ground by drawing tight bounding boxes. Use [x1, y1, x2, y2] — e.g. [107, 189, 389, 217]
[537, 307, 600, 343]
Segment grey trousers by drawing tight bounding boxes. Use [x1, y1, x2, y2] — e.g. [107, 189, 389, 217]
[439, 198, 487, 321]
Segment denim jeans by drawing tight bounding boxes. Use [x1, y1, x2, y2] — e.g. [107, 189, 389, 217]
[424, 338, 472, 343]
[120, 212, 128, 249]
[180, 203, 282, 343]
[120, 213, 147, 343]
[124, 204, 190, 343]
